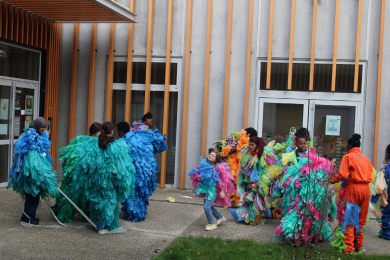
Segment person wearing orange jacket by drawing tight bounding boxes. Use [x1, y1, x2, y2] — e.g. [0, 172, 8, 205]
[330, 134, 373, 255]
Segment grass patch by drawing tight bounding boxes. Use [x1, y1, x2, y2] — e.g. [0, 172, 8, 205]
[153, 237, 389, 260]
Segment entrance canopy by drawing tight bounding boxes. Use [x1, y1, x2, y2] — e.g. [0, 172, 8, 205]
[1, 0, 135, 23]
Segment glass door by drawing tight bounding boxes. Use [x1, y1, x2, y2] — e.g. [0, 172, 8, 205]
[308, 100, 361, 167]
[258, 98, 309, 144]
[0, 79, 12, 187]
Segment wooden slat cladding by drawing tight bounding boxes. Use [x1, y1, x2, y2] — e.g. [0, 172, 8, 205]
[44, 22, 62, 169]
[0, 2, 49, 49]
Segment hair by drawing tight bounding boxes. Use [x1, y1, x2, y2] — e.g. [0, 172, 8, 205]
[117, 121, 130, 135]
[323, 153, 335, 161]
[142, 112, 153, 122]
[249, 136, 266, 158]
[89, 122, 102, 136]
[295, 127, 310, 142]
[245, 127, 258, 137]
[347, 133, 361, 148]
[98, 122, 114, 149]
[208, 148, 215, 154]
[385, 144, 390, 162]
[209, 151, 222, 164]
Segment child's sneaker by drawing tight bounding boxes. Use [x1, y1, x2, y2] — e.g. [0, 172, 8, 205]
[20, 219, 39, 227]
[205, 224, 217, 231]
[98, 229, 109, 235]
[355, 246, 366, 253]
[216, 216, 226, 226]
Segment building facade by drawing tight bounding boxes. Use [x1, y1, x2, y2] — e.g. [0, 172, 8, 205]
[1, 0, 389, 190]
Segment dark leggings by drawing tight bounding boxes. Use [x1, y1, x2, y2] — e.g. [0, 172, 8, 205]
[21, 193, 40, 222]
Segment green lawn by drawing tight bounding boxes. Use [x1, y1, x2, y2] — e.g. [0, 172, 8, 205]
[153, 237, 389, 260]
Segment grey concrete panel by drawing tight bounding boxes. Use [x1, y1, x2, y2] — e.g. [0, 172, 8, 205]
[152, 0, 168, 56]
[94, 23, 111, 123]
[271, 0, 291, 58]
[115, 23, 130, 56]
[363, 0, 380, 167]
[337, 0, 359, 60]
[205, 0, 229, 151]
[258, 0, 270, 58]
[75, 24, 92, 137]
[133, 0, 149, 56]
[293, 0, 313, 59]
[184, 0, 209, 188]
[172, 0, 185, 57]
[116, 0, 130, 9]
[56, 23, 74, 176]
[315, 0, 336, 60]
[226, 0, 250, 134]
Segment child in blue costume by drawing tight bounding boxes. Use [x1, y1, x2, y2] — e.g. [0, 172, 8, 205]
[188, 151, 235, 231]
[7, 117, 59, 226]
[371, 144, 390, 240]
[69, 122, 135, 234]
[51, 122, 102, 223]
[117, 116, 168, 222]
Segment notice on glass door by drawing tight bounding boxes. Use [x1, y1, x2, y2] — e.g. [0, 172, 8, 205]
[15, 90, 21, 110]
[325, 115, 341, 136]
[14, 116, 20, 137]
[25, 116, 33, 129]
[0, 98, 9, 120]
[25, 95, 33, 115]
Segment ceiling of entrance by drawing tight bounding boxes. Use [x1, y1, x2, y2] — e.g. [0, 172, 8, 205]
[1, 0, 135, 23]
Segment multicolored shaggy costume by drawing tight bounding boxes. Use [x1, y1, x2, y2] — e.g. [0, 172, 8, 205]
[274, 148, 337, 245]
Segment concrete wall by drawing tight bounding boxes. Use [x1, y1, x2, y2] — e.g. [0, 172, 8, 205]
[56, 0, 385, 187]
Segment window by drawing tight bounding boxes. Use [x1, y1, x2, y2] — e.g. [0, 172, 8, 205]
[259, 61, 363, 93]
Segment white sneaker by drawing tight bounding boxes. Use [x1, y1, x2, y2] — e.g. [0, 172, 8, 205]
[216, 216, 226, 226]
[98, 229, 108, 235]
[205, 224, 217, 231]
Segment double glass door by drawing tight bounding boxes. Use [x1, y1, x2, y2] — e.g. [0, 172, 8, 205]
[0, 78, 38, 187]
[258, 98, 360, 167]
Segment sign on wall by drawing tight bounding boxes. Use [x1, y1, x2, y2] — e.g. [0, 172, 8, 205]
[325, 115, 341, 136]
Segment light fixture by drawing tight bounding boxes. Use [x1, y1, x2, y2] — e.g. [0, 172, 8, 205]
[0, 50, 6, 58]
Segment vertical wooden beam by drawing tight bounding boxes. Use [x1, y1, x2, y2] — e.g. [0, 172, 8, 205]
[266, 0, 274, 89]
[180, 0, 193, 190]
[14, 9, 19, 43]
[222, 0, 233, 138]
[0, 3, 3, 38]
[160, 0, 174, 189]
[243, 0, 254, 129]
[34, 16, 39, 48]
[8, 6, 13, 41]
[331, 0, 340, 92]
[24, 12, 29, 45]
[29, 14, 34, 47]
[105, 22, 116, 121]
[309, 0, 318, 91]
[19, 10, 24, 44]
[43, 20, 47, 49]
[287, 0, 296, 90]
[2, 4, 8, 40]
[125, 0, 136, 123]
[144, 0, 155, 114]
[373, 0, 386, 169]
[354, 0, 363, 92]
[201, 0, 213, 158]
[69, 23, 79, 142]
[87, 23, 98, 130]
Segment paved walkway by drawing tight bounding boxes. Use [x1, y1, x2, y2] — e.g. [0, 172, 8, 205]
[0, 187, 388, 259]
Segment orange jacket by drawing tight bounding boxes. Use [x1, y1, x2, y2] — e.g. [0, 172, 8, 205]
[330, 147, 373, 185]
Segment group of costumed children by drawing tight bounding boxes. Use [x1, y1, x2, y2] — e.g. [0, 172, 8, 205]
[6, 115, 390, 252]
[188, 127, 389, 255]
[7, 113, 168, 234]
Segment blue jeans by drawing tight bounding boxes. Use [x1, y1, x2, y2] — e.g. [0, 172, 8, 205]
[204, 194, 223, 224]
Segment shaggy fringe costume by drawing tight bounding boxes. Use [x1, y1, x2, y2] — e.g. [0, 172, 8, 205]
[7, 130, 58, 198]
[121, 129, 168, 222]
[274, 149, 337, 245]
[51, 135, 92, 223]
[69, 138, 135, 231]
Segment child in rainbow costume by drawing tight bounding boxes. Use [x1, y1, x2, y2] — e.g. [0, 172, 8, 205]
[188, 150, 235, 231]
[118, 119, 168, 222]
[229, 136, 282, 225]
[274, 129, 337, 245]
[51, 122, 102, 223]
[7, 117, 59, 226]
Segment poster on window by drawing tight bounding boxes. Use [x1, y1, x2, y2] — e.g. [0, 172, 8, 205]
[25, 116, 33, 129]
[15, 90, 21, 110]
[14, 116, 20, 137]
[325, 115, 341, 136]
[0, 98, 9, 120]
[25, 95, 33, 115]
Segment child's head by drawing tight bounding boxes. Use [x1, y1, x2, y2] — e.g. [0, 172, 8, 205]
[323, 153, 336, 166]
[208, 151, 221, 164]
[249, 136, 266, 158]
[296, 136, 307, 153]
[385, 144, 390, 162]
[347, 133, 361, 151]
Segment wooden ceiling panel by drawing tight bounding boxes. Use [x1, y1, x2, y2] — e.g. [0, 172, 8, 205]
[2, 0, 135, 23]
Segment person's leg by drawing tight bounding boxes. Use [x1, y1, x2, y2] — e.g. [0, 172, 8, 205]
[343, 225, 356, 253]
[21, 193, 40, 222]
[381, 202, 390, 239]
[204, 199, 215, 224]
[354, 191, 370, 251]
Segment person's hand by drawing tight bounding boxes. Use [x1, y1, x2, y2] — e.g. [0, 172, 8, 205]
[220, 190, 225, 199]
